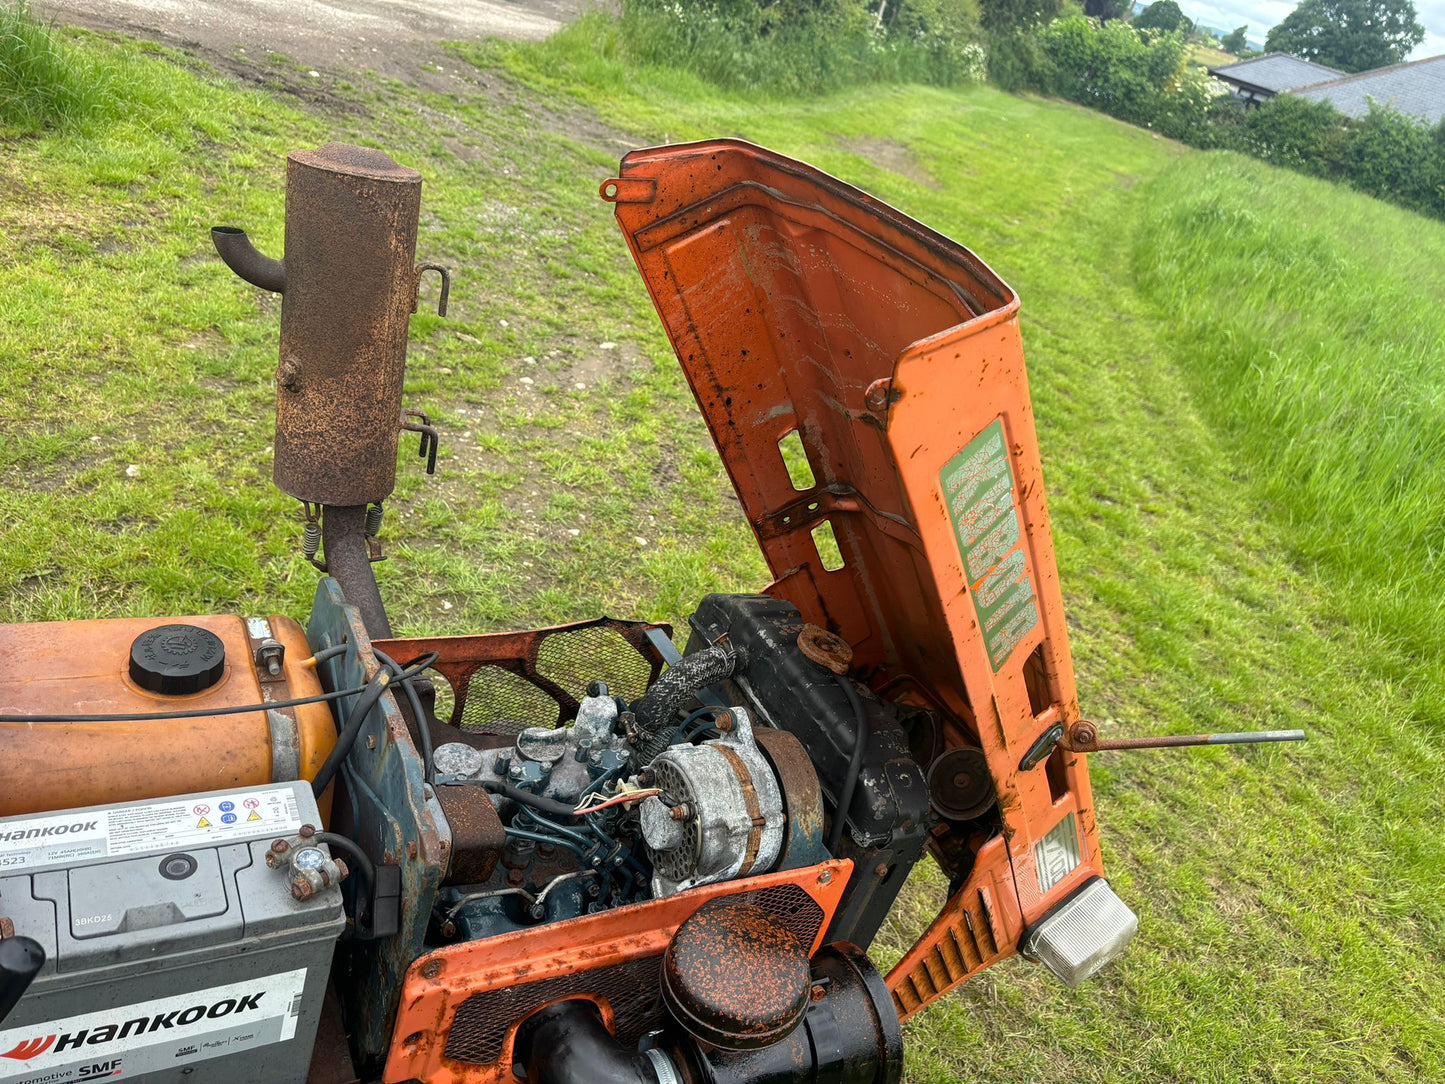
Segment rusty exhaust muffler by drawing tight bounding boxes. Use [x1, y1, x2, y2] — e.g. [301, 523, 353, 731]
[215, 142, 449, 636]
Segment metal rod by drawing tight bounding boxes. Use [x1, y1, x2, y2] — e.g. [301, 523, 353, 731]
[1065, 723, 1305, 753]
[322, 504, 392, 639]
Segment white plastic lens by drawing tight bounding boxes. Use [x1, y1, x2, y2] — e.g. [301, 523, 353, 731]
[1023, 879, 1138, 988]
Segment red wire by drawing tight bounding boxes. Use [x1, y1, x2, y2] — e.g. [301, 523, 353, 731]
[574, 788, 661, 816]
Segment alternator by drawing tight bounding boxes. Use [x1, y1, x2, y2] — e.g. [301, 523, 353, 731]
[639, 707, 784, 896]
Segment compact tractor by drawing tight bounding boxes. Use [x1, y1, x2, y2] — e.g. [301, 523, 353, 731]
[0, 140, 1300, 1084]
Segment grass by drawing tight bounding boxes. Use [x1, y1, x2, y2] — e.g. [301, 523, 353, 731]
[0, 0, 110, 132]
[2, 12, 1443, 1084]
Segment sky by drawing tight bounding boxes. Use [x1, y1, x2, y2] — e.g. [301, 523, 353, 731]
[1180, 1, 1445, 59]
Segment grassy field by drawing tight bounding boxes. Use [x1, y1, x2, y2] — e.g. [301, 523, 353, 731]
[2, 12, 1443, 1083]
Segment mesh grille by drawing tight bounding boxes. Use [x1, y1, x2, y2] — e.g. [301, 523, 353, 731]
[439, 883, 826, 1068]
[535, 624, 655, 704]
[444, 956, 663, 1065]
[458, 665, 561, 735]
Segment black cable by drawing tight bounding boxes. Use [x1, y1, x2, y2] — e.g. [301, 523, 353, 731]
[0, 682, 378, 723]
[443, 778, 582, 820]
[311, 675, 390, 798]
[310, 652, 439, 798]
[312, 831, 376, 898]
[827, 673, 868, 856]
[374, 648, 434, 786]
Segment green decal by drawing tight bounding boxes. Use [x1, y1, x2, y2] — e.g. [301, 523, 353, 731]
[940, 418, 1040, 672]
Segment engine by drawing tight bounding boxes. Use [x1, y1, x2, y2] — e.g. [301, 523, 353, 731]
[419, 597, 930, 955]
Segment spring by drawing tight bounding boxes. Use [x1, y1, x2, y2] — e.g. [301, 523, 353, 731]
[364, 502, 384, 538]
[301, 519, 321, 558]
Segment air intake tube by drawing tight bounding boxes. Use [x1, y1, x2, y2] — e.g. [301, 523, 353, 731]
[517, 1001, 667, 1084]
[631, 645, 738, 761]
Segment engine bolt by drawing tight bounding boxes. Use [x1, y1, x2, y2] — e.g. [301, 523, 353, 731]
[290, 877, 315, 901]
[270, 839, 290, 854]
[506, 868, 526, 887]
[810, 985, 827, 1003]
[669, 803, 691, 821]
[299, 824, 316, 839]
[818, 871, 832, 886]
[333, 859, 349, 883]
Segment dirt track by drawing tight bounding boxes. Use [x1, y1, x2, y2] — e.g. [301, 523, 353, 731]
[36, 0, 586, 80]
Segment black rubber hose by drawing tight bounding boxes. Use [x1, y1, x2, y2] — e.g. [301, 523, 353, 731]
[517, 1001, 663, 1084]
[632, 646, 737, 762]
[827, 674, 869, 855]
[374, 648, 434, 786]
[444, 779, 582, 821]
[310, 674, 391, 798]
[311, 830, 376, 916]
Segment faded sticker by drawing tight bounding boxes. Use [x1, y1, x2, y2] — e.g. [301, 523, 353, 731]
[941, 418, 1040, 671]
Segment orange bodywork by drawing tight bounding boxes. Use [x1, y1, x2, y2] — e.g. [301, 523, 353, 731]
[0, 614, 335, 817]
[384, 859, 852, 1084]
[604, 141, 1102, 1018]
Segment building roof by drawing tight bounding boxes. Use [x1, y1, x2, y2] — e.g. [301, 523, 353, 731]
[1292, 55, 1445, 125]
[1208, 52, 1345, 94]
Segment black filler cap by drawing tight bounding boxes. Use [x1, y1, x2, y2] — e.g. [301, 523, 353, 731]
[129, 624, 226, 696]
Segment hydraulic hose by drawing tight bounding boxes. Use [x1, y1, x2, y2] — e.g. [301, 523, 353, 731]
[517, 1001, 666, 1084]
[632, 645, 737, 762]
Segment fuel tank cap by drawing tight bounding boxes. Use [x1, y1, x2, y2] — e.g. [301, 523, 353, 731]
[129, 624, 226, 696]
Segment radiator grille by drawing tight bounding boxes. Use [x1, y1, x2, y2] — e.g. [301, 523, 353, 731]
[383, 619, 667, 737]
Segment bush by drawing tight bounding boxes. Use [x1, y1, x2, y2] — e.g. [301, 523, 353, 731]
[0, 1, 111, 133]
[1236, 94, 1350, 176]
[617, 0, 985, 96]
[1032, 15, 1222, 140]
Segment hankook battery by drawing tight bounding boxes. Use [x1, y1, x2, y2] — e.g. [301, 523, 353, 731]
[0, 780, 344, 1083]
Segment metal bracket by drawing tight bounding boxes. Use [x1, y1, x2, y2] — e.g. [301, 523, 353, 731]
[413, 263, 450, 317]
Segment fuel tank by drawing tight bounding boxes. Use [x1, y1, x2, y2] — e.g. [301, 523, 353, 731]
[0, 614, 335, 817]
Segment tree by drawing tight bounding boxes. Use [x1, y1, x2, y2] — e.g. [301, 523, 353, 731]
[1221, 24, 1249, 54]
[1264, 0, 1424, 73]
[979, 0, 1061, 33]
[1083, 0, 1133, 20]
[1134, 1, 1192, 33]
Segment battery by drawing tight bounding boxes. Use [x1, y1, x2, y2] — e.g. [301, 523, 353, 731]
[0, 780, 344, 1084]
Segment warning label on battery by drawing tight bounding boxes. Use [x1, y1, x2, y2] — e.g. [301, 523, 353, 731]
[0, 968, 306, 1083]
[940, 417, 1039, 671]
[0, 787, 305, 873]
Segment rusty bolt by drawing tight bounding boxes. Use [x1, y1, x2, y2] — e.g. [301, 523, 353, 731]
[441, 921, 457, 938]
[334, 859, 349, 883]
[810, 984, 827, 1003]
[420, 958, 443, 980]
[714, 710, 734, 733]
[669, 803, 692, 821]
[0, 918, 13, 940]
[299, 824, 316, 839]
[290, 877, 315, 901]
[506, 868, 526, 888]
[270, 839, 290, 854]
[278, 356, 303, 393]
[1068, 721, 1098, 751]
[874, 863, 890, 878]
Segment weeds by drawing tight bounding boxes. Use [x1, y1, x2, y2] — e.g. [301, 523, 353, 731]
[0, 1, 111, 133]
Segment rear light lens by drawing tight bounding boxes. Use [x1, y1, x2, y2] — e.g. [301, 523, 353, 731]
[1022, 878, 1138, 987]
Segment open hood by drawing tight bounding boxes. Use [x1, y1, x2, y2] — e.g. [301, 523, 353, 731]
[605, 140, 1104, 1016]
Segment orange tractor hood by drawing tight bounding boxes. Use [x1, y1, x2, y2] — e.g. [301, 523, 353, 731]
[603, 140, 1104, 1017]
